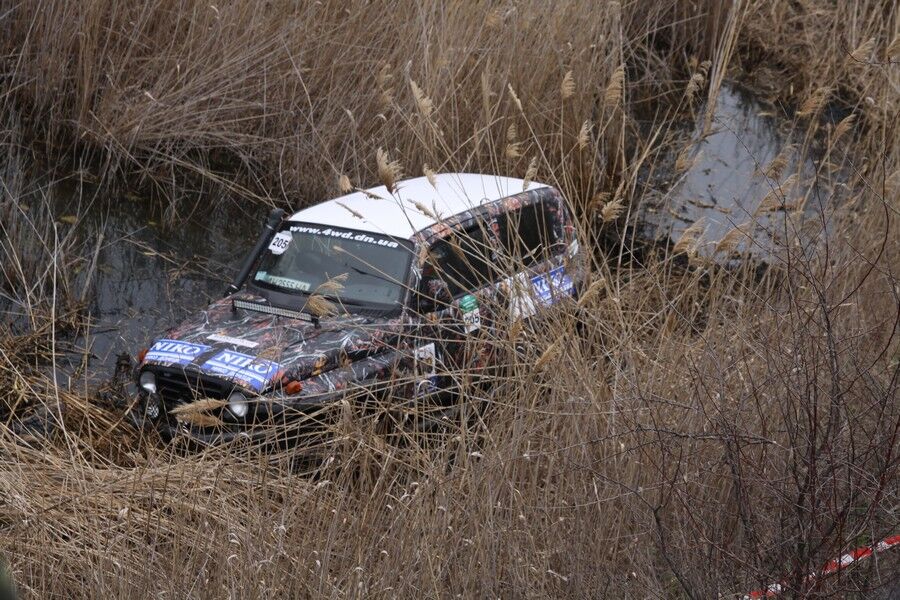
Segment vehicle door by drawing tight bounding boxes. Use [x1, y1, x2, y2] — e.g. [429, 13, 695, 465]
[410, 217, 499, 397]
[494, 191, 574, 326]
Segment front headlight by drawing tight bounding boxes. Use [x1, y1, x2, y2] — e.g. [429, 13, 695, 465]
[228, 391, 248, 418]
[139, 371, 157, 394]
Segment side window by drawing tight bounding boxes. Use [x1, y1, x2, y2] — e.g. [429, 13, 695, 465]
[420, 220, 496, 301]
[497, 199, 563, 268]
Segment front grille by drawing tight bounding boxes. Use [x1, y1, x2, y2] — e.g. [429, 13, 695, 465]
[151, 366, 234, 404]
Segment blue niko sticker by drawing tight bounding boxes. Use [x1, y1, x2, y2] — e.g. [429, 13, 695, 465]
[531, 266, 574, 305]
[200, 350, 280, 392]
[144, 339, 211, 366]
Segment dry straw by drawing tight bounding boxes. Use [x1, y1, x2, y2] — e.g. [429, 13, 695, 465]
[505, 141, 523, 160]
[577, 120, 592, 150]
[412, 200, 438, 220]
[601, 195, 624, 222]
[507, 122, 518, 142]
[314, 273, 348, 296]
[533, 339, 560, 371]
[714, 223, 749, 254]
[3, 2, 898, 597]
[832, 113, 856, 142]
[757, 173, 800, 212]
[797, 86, 831, 118]
[305, 294, 337, 317]
[560, 71, 576, 100]
[888, 34, 900, 60]
[591, 191, 611, 212]
[673, 217, 706, 255]
[507, 317, 523, 342]
[675, 144, 697, 173]
[423, 164, 437, 188]
[507, 83, 523, 112]
[376, 147, 403, 193]
[604, 65, 625, 108]
[849, 37, 875, 62]
[763, 146, 793, 180]
[410, 80, 434, 119]
[599, 183, 626, 222]
[480, 63, 493, 119]
[685, 72, 705, 101]
[576, 278, 605, 307]
[336, 201, 364, 220]
[505, 123, 523, 157]
[485, 6, 504, 29]
[377, 63, 394, 106]
[169, 398, 227, 415]
[522, 157, 538, 190]
[174, 412, 225, 428]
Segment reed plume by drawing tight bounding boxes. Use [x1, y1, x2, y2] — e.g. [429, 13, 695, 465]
[560, 71, 575, 100]
[376, 147, 403, 194]
[604, 65, 625, 108]
[410, 80, 434, 119]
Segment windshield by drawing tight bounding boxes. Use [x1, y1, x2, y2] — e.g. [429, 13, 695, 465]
[252, 222, 413, 310]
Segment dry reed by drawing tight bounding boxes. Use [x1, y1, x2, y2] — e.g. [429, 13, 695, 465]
[0, 1, 898, 598]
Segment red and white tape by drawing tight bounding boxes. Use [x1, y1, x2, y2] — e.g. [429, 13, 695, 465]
[744, 534, 900, 598]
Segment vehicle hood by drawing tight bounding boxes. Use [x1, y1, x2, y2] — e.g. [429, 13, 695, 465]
[139, 293, 404, 392]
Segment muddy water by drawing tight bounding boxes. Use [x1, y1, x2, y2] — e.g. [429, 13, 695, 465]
[636, 82, 828, 256]
[49, 185, 265, 377]
[10, 83, 826, 381]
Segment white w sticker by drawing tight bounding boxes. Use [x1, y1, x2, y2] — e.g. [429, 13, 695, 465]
[207, 334, 258, 349]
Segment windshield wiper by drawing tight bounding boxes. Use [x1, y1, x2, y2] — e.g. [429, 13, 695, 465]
[346, 265, 409, 291]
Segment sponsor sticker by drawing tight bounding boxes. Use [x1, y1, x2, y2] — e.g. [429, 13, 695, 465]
[200, 350, 280, 392]
[207, 334, 258, 349]
[414, 343, 439, 396]
[144, 339, 210, 366]
[459, 294, 481, 333]
[268, 231, 293, 255]
[414, 343, 437, 376]
[255, 273, 311, 291]
[531, 266, 574, 306]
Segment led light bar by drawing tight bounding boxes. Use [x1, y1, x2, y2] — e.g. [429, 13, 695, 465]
[233, 299, 314, 322]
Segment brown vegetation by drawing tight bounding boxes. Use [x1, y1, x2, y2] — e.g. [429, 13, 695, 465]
[1, 0, 898, 598]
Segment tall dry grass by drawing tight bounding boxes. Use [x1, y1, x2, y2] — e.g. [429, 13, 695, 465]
[2, 0, 731, 209]
[1, 0, 899, 598]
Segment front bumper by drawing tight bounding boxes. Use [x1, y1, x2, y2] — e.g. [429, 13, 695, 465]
[129, 401, 339, 450]
[126, 385, 403, 449]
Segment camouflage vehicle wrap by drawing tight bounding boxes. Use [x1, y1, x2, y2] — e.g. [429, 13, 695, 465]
[129, 181, 584, 445]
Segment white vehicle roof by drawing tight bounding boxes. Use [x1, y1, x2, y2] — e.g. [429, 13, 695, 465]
[289, 173, 549, 239]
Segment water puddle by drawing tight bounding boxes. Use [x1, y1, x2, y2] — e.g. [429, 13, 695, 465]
[83, 200, 261, 367]
[20, 181, 266, 378]
[636, 82, 834, 258]
[3, 82, 839, 383]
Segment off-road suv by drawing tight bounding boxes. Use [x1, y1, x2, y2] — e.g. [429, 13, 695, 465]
[130, 173, 584, 444]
